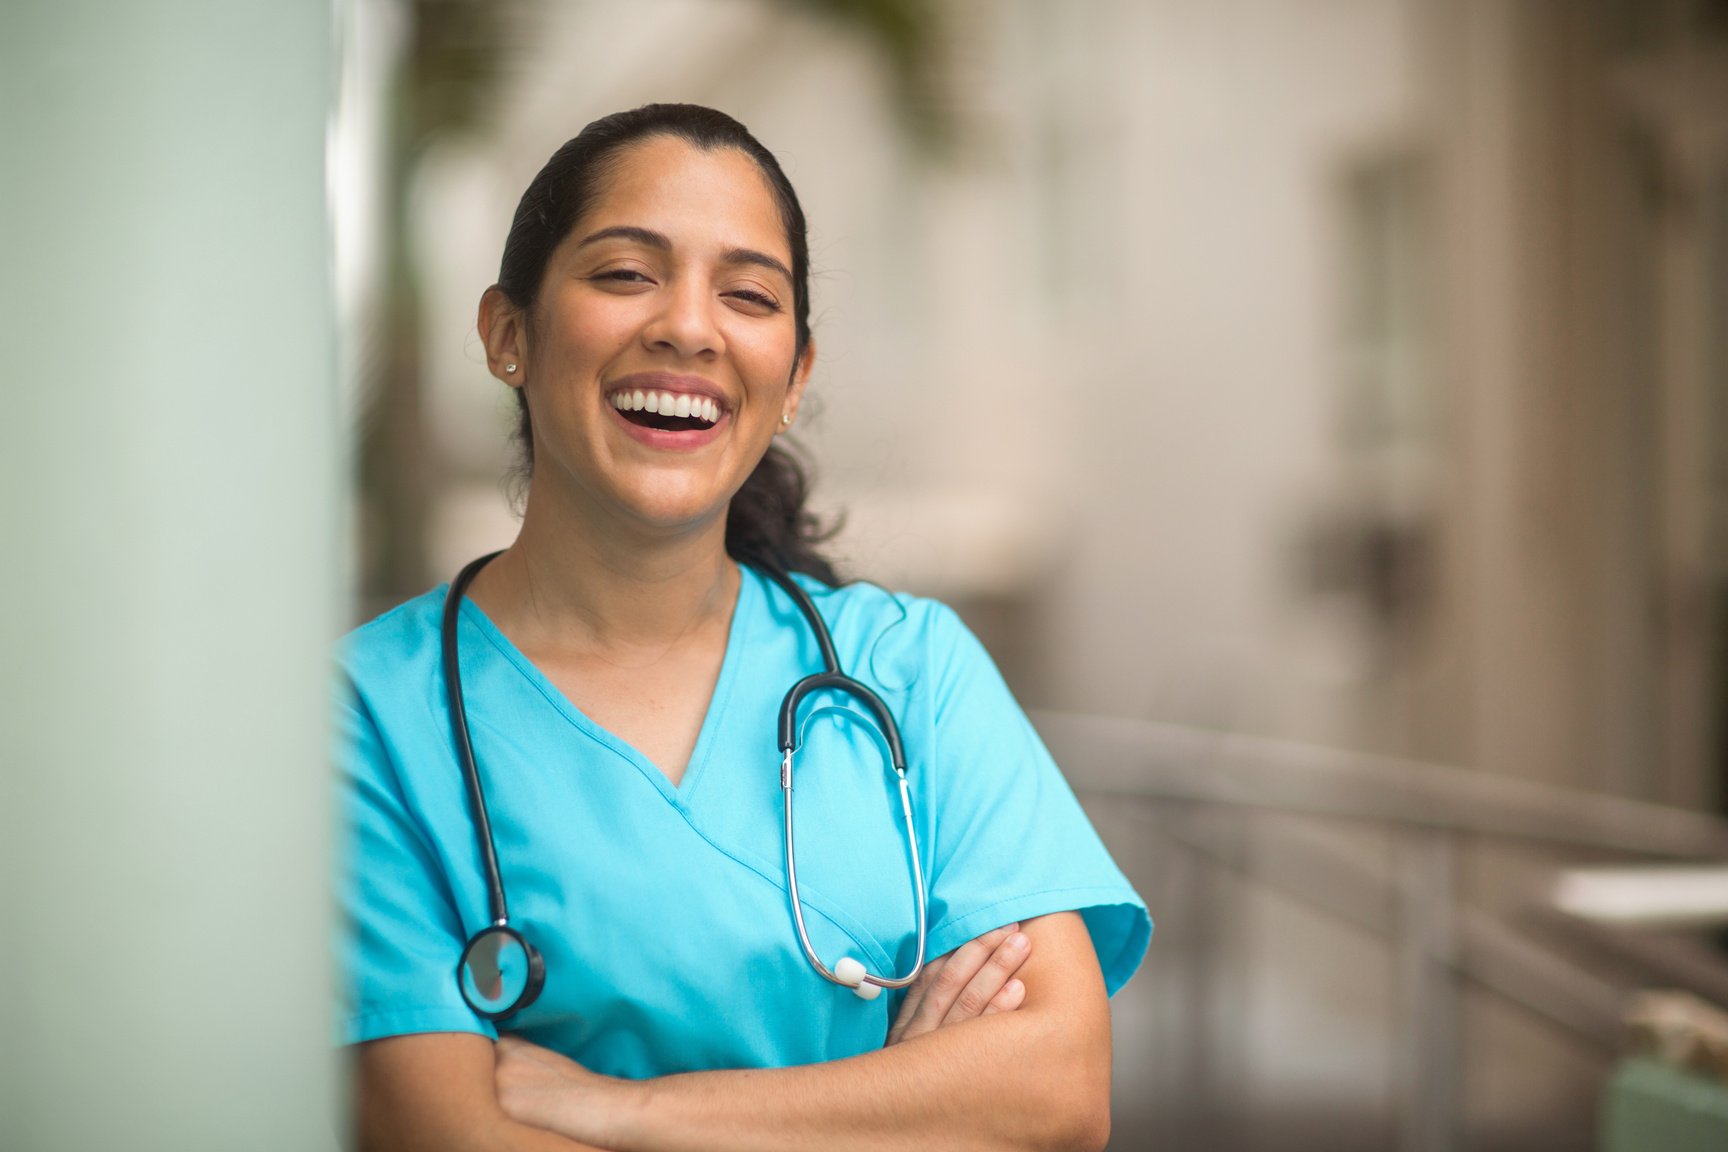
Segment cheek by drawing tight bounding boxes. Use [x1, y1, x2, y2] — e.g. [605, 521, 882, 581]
[732, 325, 801, 389]
[540, 299, 637, 368]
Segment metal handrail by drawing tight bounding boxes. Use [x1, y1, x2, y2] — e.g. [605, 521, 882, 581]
[1034, 710, 1728, 859]
[1037, 710, 1728, 1152]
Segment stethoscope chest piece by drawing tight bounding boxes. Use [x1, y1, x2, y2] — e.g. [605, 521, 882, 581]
[459, 923, 546, 1020]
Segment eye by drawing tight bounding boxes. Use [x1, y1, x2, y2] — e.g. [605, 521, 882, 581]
[724, 287, 781, 313]
[590, 268, 653, 285]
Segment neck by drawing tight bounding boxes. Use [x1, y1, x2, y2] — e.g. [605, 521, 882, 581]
[471, 482, 739, 654]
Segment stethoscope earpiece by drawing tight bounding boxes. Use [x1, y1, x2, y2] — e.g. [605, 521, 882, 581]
[833, 956, 883, 1000]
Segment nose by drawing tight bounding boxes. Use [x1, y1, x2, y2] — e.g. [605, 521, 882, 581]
[641, 277, 723, 360]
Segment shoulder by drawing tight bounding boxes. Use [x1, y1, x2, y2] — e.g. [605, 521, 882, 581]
[337, 586, 448, 701]
[332, 587, 453, 796]
[750, 567, 981, 695]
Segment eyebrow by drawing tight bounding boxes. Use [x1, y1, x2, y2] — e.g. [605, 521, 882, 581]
[575, 225, 793, 284]
[720, 246, 794, 284]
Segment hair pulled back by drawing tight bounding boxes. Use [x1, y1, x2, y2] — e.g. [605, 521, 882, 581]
[494, 103, 837, 584]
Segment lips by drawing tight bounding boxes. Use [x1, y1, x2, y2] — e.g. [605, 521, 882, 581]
[603, 374, 730, 450]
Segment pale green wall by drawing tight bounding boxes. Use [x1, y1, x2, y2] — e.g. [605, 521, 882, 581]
[0, 3, 338, 1148]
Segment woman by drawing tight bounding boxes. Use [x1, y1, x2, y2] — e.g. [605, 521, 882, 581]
[338, 104, 1150, 1152]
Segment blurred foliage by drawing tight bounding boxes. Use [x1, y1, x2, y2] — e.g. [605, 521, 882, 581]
[396, 0, 530, 159]
[769, 0, 954, 151]
[360, 0, 528, 609]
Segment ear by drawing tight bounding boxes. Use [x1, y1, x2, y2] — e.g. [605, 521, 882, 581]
[778, 339, 816, 433]
[478, 285, 528, 387]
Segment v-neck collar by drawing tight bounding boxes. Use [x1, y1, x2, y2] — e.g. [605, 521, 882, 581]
[454, 565, 761, 808]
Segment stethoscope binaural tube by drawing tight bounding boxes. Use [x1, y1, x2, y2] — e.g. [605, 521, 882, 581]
[444, 551, 546, 1020]
[759, 568, 929, 999]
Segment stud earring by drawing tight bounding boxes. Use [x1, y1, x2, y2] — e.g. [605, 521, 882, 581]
[781, 412, 792, 426]
[505, 363, 517, 374]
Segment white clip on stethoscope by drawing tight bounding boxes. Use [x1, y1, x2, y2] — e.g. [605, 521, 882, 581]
[443, 551, 928, 1020]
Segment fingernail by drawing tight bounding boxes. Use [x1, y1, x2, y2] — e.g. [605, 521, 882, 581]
[1008, 932, 1029, 951]
[1006, 979, 1024, 995]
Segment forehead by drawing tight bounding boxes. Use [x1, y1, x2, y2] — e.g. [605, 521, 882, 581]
[576, 136, 789, 260]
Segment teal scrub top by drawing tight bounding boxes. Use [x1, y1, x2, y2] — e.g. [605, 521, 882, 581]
[337, 566, 1150, 1077]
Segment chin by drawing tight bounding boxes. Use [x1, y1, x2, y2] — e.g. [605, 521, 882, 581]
[618, 491, 735, 537]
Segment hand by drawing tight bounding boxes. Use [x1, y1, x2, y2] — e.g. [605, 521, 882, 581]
[495, 1034, 633, 1148]
[886, 922, 1031, 1046]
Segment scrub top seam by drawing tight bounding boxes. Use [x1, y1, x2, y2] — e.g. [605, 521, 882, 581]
[927, 884, 1138, 940]
[343, 1005, 493, 1044]
[457, 597, 679, 803]
[676, 813, 900, 975]
[675, 564, 760, 810]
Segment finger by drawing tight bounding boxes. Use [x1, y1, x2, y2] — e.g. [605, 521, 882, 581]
[888, 922, 1020, 1046]
[981, 978, 1025, 1016]
[903, 922, 1020, 1037]
[941, 930, 1032, 1026]
[885, 955, 945, 1046]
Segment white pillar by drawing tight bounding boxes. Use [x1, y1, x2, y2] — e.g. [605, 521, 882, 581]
[0, 3, 338, 1149]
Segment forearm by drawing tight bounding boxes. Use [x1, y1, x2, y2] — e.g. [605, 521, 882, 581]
[354, 1033, 615, 1152]
[360, 1116, 611, 1152]
[624, 1005, 1109, 1152]
[508, 914, 1111, 1152]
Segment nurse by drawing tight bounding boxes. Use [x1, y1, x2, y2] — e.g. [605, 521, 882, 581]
[339, 104, 1150, 1151]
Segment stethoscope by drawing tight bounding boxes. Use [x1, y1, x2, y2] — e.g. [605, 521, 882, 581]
[442, 551, 928, 1020]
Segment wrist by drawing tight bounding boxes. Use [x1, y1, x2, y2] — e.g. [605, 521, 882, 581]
[606, 1074, 658, 1152]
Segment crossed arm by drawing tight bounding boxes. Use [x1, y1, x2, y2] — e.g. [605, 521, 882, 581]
[354, 912, 1111, 1152]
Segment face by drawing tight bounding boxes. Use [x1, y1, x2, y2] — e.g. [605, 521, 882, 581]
[482, 135, 813, 539]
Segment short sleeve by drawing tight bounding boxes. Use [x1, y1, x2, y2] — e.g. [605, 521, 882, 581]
[334, 682, 495, 1045]
[919, 607, 1151, 995]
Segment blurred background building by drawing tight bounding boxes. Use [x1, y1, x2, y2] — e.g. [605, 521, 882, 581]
[338, 2, 1728, 1147]
[15, 1, 1726, 1149]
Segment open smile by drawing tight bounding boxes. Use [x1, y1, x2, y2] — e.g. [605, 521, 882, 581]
[608, 387, 724, 431]
[603, 381, 732, 451]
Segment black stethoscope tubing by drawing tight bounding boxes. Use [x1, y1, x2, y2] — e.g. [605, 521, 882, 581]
[441, 550, 926, 1019]
[443, 551, 511, 928]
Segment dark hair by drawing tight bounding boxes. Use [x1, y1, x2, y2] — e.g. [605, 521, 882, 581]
[495, 103, 838, 585]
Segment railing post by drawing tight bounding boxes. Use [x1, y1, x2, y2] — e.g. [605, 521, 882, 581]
[1190, 806, 1249, 1149]
[1397, 831, 1460, 1152]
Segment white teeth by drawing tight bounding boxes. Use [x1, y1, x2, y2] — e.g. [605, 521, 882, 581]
[610, 390, 723, 424]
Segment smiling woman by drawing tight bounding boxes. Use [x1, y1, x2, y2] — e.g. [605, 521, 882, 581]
[336, 104, 1150, 1152]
